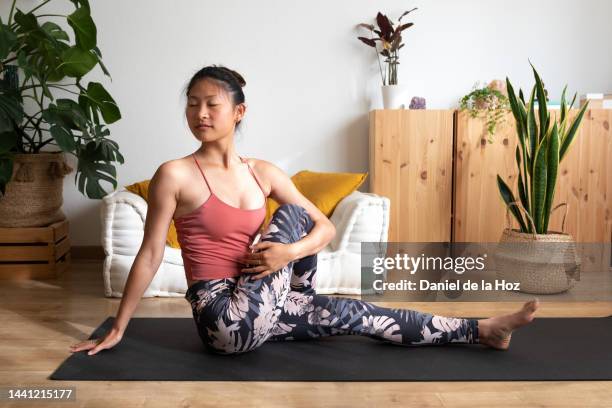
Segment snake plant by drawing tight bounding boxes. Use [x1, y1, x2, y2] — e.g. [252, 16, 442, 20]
[497, 63, 589, 234]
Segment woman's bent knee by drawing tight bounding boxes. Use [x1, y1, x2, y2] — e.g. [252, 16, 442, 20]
[273, 203, 312, 225]
[275, 202, 307, 215]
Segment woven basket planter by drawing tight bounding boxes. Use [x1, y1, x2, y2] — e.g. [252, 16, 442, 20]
[0, 152, 73, 227]
[494, 228, 581, 294]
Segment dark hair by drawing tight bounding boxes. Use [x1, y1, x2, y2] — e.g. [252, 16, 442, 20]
[185, 64, 246, 129]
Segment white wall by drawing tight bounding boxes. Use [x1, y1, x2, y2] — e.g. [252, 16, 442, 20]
[3, 0, 611, 245]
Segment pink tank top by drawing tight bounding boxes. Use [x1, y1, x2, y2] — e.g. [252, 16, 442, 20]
[174, 154, 267, 280]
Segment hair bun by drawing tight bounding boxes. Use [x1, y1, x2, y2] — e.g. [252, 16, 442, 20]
[218, 66, 246, 88]
[228, 69, 246, 88]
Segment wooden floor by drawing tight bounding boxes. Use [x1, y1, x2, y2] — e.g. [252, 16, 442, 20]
[1, 260, 611, 408]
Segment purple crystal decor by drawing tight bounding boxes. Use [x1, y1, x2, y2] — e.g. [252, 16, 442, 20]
[409, 96, 426, 109]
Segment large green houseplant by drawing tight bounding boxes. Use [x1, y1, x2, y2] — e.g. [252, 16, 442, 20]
[0, 0, 123, 226]
[496, 63, 588, 234]
[494, 63, 588, 295]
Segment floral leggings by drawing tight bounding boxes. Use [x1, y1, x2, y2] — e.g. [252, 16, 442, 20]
[185, 203, 479, 355]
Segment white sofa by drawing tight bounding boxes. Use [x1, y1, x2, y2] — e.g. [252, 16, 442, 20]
[101, 188, 390, 297]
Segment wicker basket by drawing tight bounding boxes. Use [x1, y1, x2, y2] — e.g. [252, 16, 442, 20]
[0, 152, 72, 227]
[494, 202, 580, 294]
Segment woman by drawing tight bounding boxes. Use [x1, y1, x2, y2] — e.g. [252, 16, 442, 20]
[70, 65, 539, 356]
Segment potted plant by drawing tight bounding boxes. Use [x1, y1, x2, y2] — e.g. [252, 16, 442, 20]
[494, 63, 589, 294]
[357, 8, 417, 109]
[0, 0, 123, 227]
[459, 80, 510, 143]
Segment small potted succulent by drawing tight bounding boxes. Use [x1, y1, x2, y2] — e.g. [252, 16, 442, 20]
[494, 63, 589, 295]
[357, 8, 418, 109]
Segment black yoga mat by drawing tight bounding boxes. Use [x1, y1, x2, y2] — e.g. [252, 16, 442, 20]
[50, 315, 612, 381]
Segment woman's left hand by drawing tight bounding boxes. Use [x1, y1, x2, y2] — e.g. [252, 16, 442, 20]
[239, 241, 296, 280]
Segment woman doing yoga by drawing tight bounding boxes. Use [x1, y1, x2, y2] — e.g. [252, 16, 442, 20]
[70, 65, 539, 356]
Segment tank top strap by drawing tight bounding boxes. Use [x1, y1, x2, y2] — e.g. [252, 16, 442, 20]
[239, 156, 267, 198]
[191, 154, 213, 195]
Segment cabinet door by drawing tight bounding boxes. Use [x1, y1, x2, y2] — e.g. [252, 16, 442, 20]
[556, 110, 612, 244]
[369, 109, 454, 242]
[452, 110, 519, 242]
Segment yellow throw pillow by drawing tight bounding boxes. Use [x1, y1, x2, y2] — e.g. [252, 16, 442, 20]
[124, 180, 182, 249]
[264, 170, 368, 228]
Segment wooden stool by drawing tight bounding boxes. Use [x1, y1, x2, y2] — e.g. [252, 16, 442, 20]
[0, 219, 71, 280]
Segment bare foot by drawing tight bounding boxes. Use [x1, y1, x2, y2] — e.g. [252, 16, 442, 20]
[478, 298, 540, 350]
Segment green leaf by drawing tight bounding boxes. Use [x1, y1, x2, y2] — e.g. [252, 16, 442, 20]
[517, 172, 530, 232]
[542, 123, 559, 233]
[506, 77, 526, 150]
[526, 86, 537, 174]
[532, 136, 548, 233]
[58, 46, 97, 77]
[67, 6, 97, 50]
[559, 101, 589, 161]
[78, 91, 100, 125]
[516, 146, 529, 220]
[0, 93, 24, 132]
[531, 63, 548, 144]
[91, 46, 111, 78]
[497, 174, 528, 232]
[94, 136, 124, 164]
[518, 88, 526, 105]
[42, 99, 88, 131]
[75, 141, 118, 198]
[82, 82, 121, 123]
[13, 9, 38, 32]
[0, 17, 18, 60]
[69, 0, 91, 10]
[560, 85, 568, 124]
[50, 125, 77, 152]
[517, 98, 527, 150]
[59, 99, 89, 128]
[41, 21, 70, 42]
[569, 92, 577, 109]
[17, 19, 71, 83]
[17, 50, 37, 80]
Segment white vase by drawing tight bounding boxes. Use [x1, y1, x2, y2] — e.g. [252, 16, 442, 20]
[381, 84, 409, 109]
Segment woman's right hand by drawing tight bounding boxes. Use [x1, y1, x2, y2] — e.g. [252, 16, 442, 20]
[69, 328, 123, 356]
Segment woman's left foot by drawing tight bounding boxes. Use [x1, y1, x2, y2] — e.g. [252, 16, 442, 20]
[478, 298, 540, 350]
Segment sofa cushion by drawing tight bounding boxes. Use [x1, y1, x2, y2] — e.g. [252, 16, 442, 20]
[125, 180, 181, 249]
[264, 170, 368, 227]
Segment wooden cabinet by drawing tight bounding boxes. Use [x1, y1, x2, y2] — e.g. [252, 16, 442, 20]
[369, 109, 612, 244]
[368, 109, 454, 242]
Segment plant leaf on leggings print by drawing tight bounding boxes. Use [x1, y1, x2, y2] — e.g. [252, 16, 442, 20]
[283, 291, 315, 317]
[361, 315, 402, 342]
[411, 316, 469, 345]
